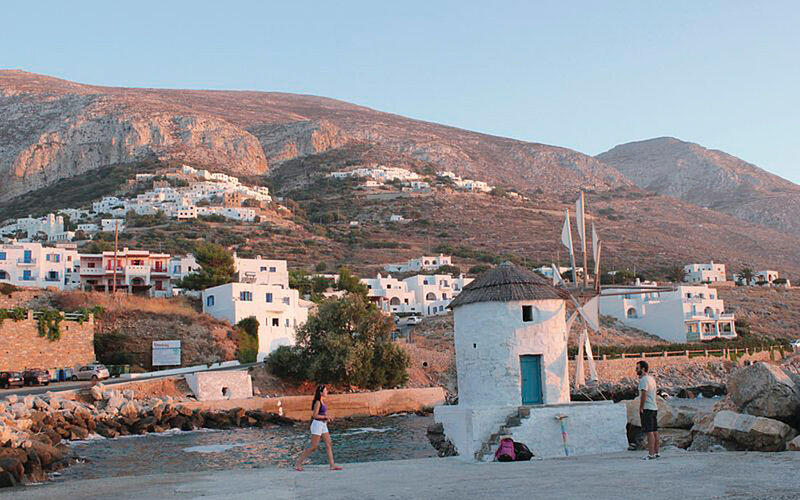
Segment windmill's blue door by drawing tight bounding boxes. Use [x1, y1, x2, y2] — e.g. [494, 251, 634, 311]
[520, 355, 543, 405]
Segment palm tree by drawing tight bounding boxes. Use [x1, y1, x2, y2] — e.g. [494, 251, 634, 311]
[739, 266, 755, 286]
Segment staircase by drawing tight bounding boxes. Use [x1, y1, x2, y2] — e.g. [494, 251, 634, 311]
[474, 406, 531, 461]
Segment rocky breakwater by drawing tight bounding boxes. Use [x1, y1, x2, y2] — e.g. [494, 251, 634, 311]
[625, 360, 800, 453]
[0, 384, 293, 488]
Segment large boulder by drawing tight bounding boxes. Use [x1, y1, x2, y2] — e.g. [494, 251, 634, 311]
[687, 433, 740, 452]
[90, 384, 105, 401]
[625, 396, 695, 429]
[727, 363, 800, 426]
[692, 410, 797, 452]
[787, 436, 800, 451]
[659, 428, 693, 449]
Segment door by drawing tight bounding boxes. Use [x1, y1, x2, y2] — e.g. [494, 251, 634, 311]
[23, 250, 32, 263]
[520, 355, 543, 405]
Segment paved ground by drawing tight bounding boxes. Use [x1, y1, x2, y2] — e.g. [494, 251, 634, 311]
[5, 449, 800, 499]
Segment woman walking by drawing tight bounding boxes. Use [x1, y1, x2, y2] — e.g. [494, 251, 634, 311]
[294, 384, 343, 471]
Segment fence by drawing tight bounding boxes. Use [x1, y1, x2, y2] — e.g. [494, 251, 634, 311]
[568, 344, 785, 361]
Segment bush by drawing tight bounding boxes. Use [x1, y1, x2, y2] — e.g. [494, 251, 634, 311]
[236, 317, 260, 363]
[266, 294, 409, 388]
[468, 264, 491, 275]
[94, 331, 135, 365]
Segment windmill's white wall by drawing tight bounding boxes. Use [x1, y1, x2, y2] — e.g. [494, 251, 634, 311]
[434, 405, 516, 459]
[506, 402, 627, 458]
[453, 299, 569, 407]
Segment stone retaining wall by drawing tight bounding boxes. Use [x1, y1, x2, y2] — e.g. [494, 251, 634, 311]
[0, 312, 95, 371]
[181, 387, 447, 420]
[569, 350, 782, 385]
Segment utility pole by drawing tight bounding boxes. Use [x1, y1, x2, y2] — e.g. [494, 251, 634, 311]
[112, 221, 119, 294]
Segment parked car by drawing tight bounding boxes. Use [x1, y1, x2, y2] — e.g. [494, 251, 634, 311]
[396, 315, 422, 326]
[0, 371, 25, 389]
[23, 369, 50, 386]
[791, 339, 800, 351]
[72, 364, 110, 381]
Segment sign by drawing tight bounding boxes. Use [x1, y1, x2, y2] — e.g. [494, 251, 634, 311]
[152, 340, 181, 366]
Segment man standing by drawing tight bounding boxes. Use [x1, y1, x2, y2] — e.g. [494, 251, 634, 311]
[636, 360, 659, 460]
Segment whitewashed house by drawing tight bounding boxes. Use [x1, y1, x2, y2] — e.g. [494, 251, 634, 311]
[169, 254, 198, 283]
[202, 281, 310, 359]
[384, 254, 453, 273]
[599, 281, 736, 343]
[234, 256, 289, 286]
[101, 219, 125, 233]
[76, 223, 99, 234]
[434, 262, 626, 461]
[361, 274, 420, 314]
[732, 270, 788, 287]
[684, 262, 726, 283]
[403, 274, 473, 316]
[0, 242, 80, 290]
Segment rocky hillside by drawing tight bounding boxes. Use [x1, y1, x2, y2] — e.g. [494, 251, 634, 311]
[596, 137, 800, 237]
[0, 70, 629, 202]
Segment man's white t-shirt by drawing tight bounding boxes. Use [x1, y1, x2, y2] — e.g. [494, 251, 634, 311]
[638, 375, 658, 410]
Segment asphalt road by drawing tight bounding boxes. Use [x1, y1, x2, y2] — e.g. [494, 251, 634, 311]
[0, 362, 260, 398]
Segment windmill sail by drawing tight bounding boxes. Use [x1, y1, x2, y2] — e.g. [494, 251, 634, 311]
[575, 193, 586, 246]
[592, 223, 600, 268]
[561, 208, 577, 285]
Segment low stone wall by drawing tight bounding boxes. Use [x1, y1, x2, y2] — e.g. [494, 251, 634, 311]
[185, 371, 253, 401]
[181, 387, 446, 420]
[569, 350, 782, 385]
[0, 312, 95, 371]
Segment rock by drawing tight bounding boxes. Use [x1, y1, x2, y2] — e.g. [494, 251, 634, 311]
[68, 426, 89, 441]
[4, 395, 18, 405]
[60, 400, 79, 412]
[24, 448, 46, 482]
[118, 401, 140, 420]
[90, 385, 105, 401]
[106, 393, 125, 412]
[122, 390, 135, 400]
[0, 457, 24, 483]
[133, 416, 157, 434]
[727, 363, 800, 426]
[659, 428, 693, 449]
[22, 395, 35, 409]
[94, 422, 118, 439]
[687, 434, 740, 452]
[787, 436, 800, 451]
[0, 447, 28, 464]
[625, 396, 695, 429]
[0, 471, 17, 488]
[693, 410, 798, 452]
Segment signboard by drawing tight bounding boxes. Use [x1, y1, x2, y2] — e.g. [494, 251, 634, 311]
[152, 340, 181, 366]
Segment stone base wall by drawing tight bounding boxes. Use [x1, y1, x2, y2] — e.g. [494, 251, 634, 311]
[185, 371, 253, 401]
[569, 350, 782, 385]
[0, 314, 95, 371]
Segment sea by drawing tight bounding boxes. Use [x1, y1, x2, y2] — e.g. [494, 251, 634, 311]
[57, 413, 436, 481]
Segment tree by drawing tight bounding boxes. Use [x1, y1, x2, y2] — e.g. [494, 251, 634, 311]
[739, 267, 755, 286]
[266, 294, 409, 388]
[177, 243, 235, 290]
[468, 264, 491, 275]
[667, 266, 688, 283]
[336, 266, 368, 296]
[315, 262, 328, 273]
[434, 265, 461, 276]
[236, 317, 259, 363]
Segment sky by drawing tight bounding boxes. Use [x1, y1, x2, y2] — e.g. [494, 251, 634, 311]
[2, 1, 799, 182]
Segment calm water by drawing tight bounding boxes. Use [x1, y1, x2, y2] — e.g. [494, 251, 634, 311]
[60, 414, 436, 481]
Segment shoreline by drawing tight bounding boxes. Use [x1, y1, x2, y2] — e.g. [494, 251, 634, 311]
[7, 450, 800, 499]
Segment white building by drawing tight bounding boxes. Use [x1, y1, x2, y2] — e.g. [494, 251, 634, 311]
[684, 262, 726, 283]
[101, 219, 125, 233]
[76, 223, 99, 234]
[384, 254, 453, 274]
[234, 256, 289, 286]
[202, 282, 309, 358]
[0, 214, 73, 242]
[93, 197, 124, 214]
[169, 254, 199, 283]
[599, 281, 736, 343]
[532, 265, 585, 280]
[361, 274, 420, 314]
[0, 242, 80, 290]
[403, 274, 473, 316]
[434, 262, 626, 461]
[733, 270, 789, 287]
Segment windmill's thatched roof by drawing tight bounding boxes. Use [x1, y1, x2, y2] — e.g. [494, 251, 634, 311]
[449, 262, 570, 308]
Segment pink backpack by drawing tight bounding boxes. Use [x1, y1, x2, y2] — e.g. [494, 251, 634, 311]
[495, 438, 516, 462]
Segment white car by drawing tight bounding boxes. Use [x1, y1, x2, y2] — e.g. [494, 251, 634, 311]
[396, 315, 422, 326]
[73, 364, 110, 381]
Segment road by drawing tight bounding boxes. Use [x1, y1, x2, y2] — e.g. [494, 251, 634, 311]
[0, 362, 260, 398]
[6, 449, 800, 499]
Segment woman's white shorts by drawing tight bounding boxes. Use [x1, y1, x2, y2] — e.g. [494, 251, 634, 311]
[310, 419, 329, 436]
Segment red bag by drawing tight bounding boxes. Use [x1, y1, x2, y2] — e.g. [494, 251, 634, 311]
[495, 437, 516, 462]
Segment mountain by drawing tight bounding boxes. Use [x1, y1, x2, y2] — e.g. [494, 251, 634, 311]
[0, 70, 629, 203]
[596, 137, 800, 237]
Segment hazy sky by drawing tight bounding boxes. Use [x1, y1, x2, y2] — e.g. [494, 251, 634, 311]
[3, 1, 799, 182]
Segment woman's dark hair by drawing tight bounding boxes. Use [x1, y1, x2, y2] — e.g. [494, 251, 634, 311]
[311, 384, 326, 410]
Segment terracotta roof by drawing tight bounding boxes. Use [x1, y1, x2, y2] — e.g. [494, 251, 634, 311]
[449, 262, 570, 308]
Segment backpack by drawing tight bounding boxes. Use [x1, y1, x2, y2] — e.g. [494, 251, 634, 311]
[495, 438, 516, 462]
[513, 441, 533, 461]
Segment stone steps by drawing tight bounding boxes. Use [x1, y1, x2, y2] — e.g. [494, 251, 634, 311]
[474, 406, 532, 461]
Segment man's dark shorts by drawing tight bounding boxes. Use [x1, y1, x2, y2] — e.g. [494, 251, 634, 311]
[641, 409, 658, 433]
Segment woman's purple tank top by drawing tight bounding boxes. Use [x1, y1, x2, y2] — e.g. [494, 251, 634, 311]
[318, 402, 327, 416]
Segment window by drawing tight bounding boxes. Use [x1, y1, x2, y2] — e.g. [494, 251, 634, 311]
[285, 319, 290, 327]
[423, 280, 429, 285]
[260, 267, 267, 272]
[272, 318, 279, 327]
[626, 308, 638, 319]
[710, 294, 715, 300]
[266, 293, 273, 303]
[686, 293, 691, 299]
[0, 270, 7, 279]
[23, 270, 32, 281]
[387, 284, 392, 289]
[442, 293, 448, 300]
[426, 292, 437, 301]
[269, 267, 277, 272]
[240, 291, 253, 301]
[522, 305, 533, 322]
[0, 252, 5, 261]
[283, 297, 290, 305]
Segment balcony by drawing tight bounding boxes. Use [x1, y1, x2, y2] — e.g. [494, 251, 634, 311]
[125, 265, 151, 276]
[44, 274, 61, 282]
[151, 267, 169, 275]
[81, 267, 106, 276]
[17, 258, 37, 266]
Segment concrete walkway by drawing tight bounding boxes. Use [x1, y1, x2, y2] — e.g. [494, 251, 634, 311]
[5, 449, 800, 500]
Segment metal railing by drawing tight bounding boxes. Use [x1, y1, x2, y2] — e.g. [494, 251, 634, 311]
[569, 345, 783, 361]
